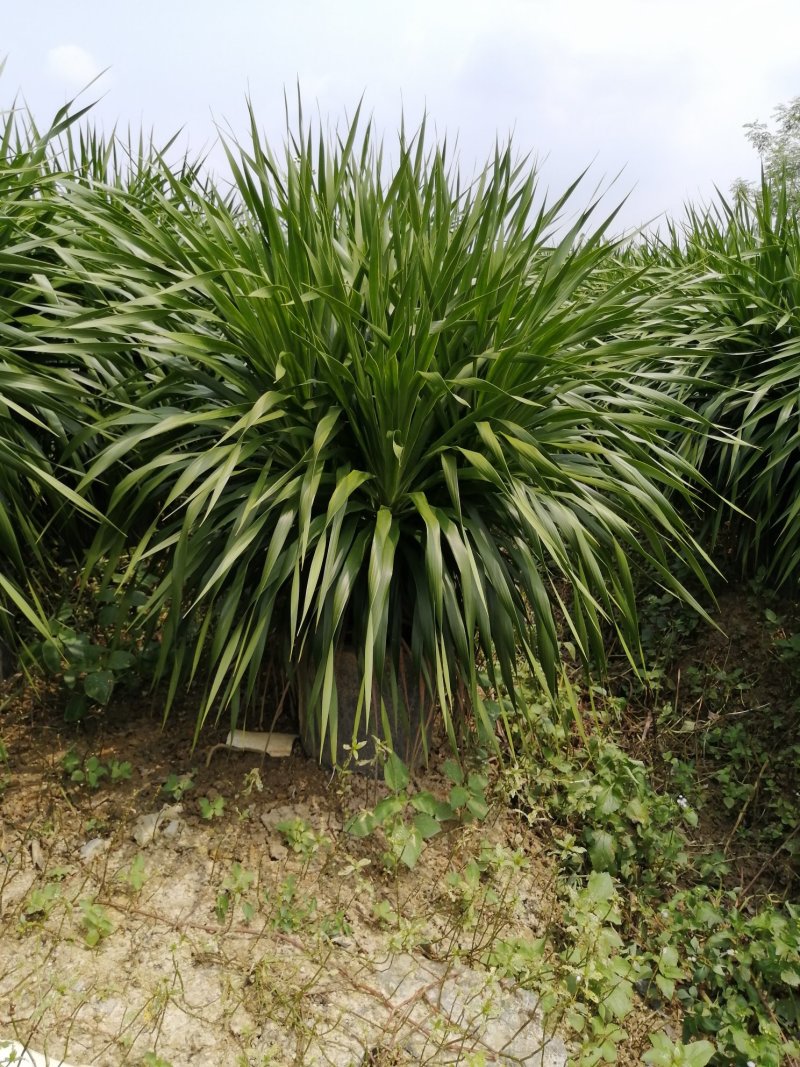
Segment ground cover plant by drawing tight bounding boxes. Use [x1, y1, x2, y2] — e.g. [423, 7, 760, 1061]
[0, 87, 799, 1066]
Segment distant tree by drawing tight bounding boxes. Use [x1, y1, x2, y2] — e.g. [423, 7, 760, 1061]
[734, 96, 800, 201]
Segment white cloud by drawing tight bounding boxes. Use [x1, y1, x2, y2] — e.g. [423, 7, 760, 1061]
[46, 45, 102, 88]
[12, 0, 797, 234]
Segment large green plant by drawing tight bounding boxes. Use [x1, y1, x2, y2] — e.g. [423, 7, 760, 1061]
[642, 179, 800, 584]
[0, 88, 194, 655]
[62, 108, 711, 757]
[0, 89, 105, 651]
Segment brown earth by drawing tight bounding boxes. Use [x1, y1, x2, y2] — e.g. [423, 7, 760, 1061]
[0, 685, 570, 1067]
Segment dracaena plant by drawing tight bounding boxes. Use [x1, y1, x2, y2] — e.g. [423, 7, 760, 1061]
[0, 86, 105, 649]
[0, 83, 193, 655]
[640, 178, 800, 586]
[61, 104, 712, 759]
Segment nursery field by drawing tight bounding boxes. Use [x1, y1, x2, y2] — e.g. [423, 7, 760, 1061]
[0, 91, 799, 1066]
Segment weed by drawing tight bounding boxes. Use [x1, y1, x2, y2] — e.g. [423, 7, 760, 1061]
[216, 863, 256, 924]
[198, 794, 225, 820]
[276, 817, 328, 858]
[110, 759, 132, 781]
[245, 956, 312, 1045]
[117, 854, 147, 893]
[650, 888, 800, 1066]
[504, 698, 694, 888]
[33, 617, 141, 722]
[642, 1033, 715, 1067]
[161, 771, 194, 801]
[23, 882, 60, 920]
[320, 908, 352, 941]
[61, 749, 131, 789]
[267, 875, 317, 933]
[488, 664, 800, 1066]
[345, 752, 489, 871]
[79, 898, 113, 947]
[372, 900, 399, 927]
[241, 767, 263, 795]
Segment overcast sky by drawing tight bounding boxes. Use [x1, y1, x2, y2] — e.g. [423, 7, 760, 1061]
[5, 1, 799, 233]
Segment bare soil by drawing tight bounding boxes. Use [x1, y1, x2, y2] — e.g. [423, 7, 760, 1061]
[0, 688, 567, 1067]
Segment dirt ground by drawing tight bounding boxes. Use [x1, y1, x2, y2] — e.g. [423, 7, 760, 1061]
[5, 583, 790, 1067]
[0, 689, 571, 1067]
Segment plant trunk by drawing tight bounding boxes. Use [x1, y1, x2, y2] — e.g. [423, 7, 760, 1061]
[297, 646, 430, 771]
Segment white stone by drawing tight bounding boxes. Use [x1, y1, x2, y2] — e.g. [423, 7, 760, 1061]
[131, 804, 184, 847]
[78, 838, 110, 864]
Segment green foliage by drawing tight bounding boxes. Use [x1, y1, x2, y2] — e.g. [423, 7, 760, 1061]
[198, 794, 225, 820]
[49, 102, 714, 757]
[26, 573, 157, 721]
[215, 862, 256, 924]
[738, 95, 800, 201]
[0, 83, 105, 653]
[647, 601, 800, 864]
[640, 177, 800, 585]
[110, 759, 133, 782]
[267, 875, 318, 934]
[654, 888, 800, 1066]
[505, 691, 694, 887]
[117, 854, 147, 893]
[79, 898, 113, 947]
[24, 882, 61, 920]
[443, 843, 526, 933]
[275, 817, 328, 858]
[161, 771, 194, 801]
[638, 590, 701, 668]
[61, 749, 131, 789]
[642, 1033, 715, 1067]
[36, 622, 136, 720]
[701, 715, 800, 846]
[344, 752, 488, 869]
[496, 670, 799, 1066]
[486, 869, 643, 1065]
[2, 76, 798, 1067]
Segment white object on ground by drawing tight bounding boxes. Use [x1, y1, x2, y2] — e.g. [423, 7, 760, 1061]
[78, 837, 110, 864]
[0, 1039, 88, 1067]
[131, 804, 184, 847]
[225, 730, 297, 757]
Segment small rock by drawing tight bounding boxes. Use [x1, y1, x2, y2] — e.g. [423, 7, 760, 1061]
[79, 837, 111, 864]
[260, 803, 311, 830]
[132, 804, 184, 847]
[132, 813, 159, 847]
[162, 819, 183, 841]
[267, 835, 288, 861]
[329, 935, 353, 949]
